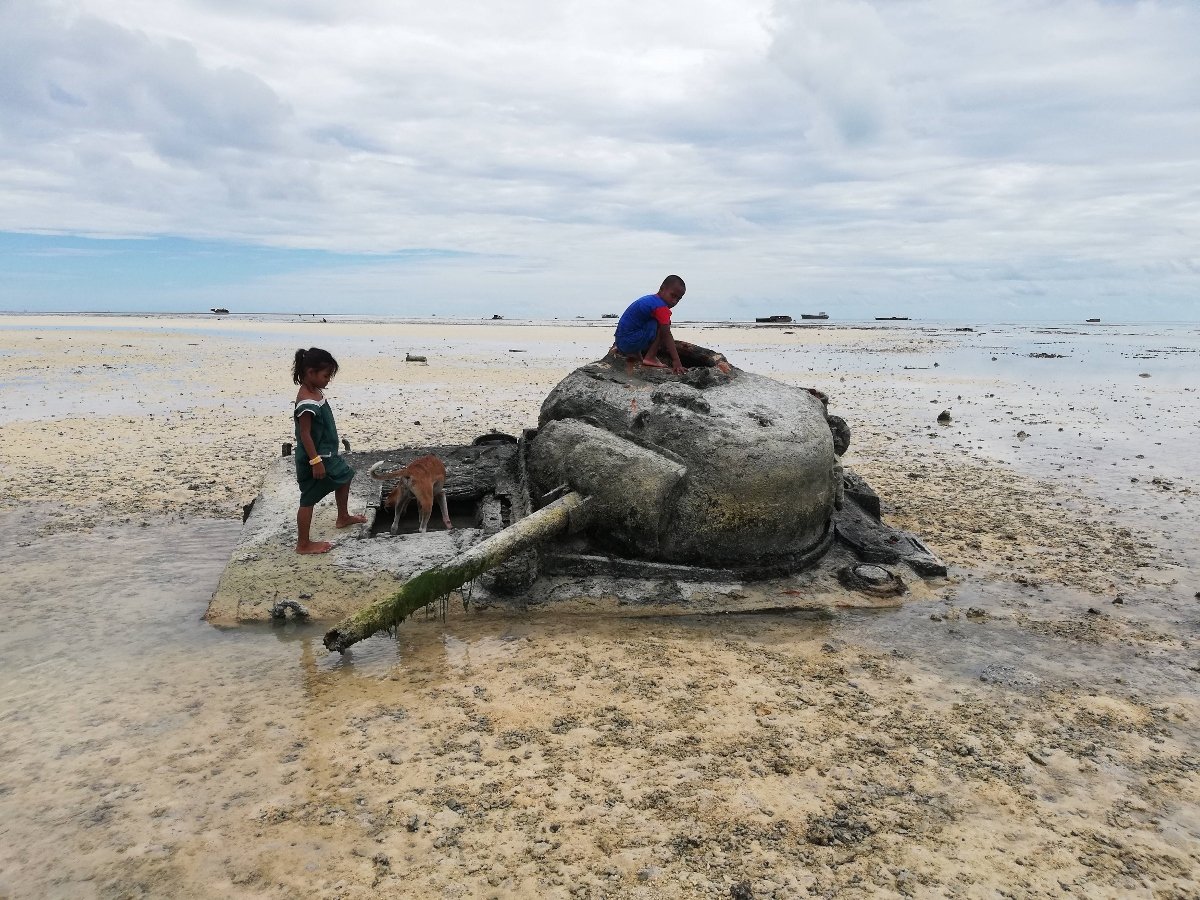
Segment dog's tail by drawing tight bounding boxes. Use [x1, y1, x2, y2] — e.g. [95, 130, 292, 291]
[370, 460, 410, 481]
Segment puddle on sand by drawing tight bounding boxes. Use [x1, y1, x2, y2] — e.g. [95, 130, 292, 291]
[2, 510, 1198, 897]
[815, 579, 1198, 699]
[0, 512, 309, 897]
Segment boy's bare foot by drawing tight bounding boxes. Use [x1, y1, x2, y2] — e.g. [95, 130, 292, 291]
[640, 357, 667, 368]
[296, 540, 334, 554]
[336, 514, 368, 528]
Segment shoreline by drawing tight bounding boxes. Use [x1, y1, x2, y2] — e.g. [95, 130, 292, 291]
[5, 311, 1197, 328]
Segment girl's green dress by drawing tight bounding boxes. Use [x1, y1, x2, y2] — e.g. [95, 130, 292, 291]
[294, 397, 355, 507]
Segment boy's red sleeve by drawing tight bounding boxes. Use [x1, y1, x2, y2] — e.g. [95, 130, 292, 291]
[652, 306, 672, 325]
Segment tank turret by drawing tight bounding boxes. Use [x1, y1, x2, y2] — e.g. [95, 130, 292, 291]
[528, 343, 842, 567]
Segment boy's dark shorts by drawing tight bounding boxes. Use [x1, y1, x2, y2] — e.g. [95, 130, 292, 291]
[616, 332, 654, 356]
[297, 456, 355, 507]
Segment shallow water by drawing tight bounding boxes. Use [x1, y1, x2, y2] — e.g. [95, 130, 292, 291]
[728, 326, 1200, 589]
[0, 512, 283, 896]
[3, 318, 1199, 896]
[2, 502, 1197, 897]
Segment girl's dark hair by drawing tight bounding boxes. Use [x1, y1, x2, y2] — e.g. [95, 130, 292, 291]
[293, 347, 339, 384]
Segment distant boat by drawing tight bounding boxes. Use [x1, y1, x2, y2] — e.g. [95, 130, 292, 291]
[210, 307, 230, 315]
[875, 316, 909, 321]
[755, 315, 793, 323]
[800, 312, 829, 320]
[491, 314, 504, 320]
[1086, 318, 1101, 323]
[601, 313, 618, 319]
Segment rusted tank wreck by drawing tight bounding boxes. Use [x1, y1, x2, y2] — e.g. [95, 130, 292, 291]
[206, 343, 945, 653]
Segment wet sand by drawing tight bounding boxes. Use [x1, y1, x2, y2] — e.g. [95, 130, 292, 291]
[0, 315, 1197, 898]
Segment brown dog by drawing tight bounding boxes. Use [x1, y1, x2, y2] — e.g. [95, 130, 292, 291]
[369, 455, 452, 534]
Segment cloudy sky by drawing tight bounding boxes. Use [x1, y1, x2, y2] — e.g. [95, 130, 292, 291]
[1, 0, 1198, 320]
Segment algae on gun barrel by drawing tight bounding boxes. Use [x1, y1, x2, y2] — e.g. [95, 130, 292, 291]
[323, 492, 590, 653]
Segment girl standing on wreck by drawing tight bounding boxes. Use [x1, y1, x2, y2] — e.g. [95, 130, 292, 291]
[292, 347, 366, 553]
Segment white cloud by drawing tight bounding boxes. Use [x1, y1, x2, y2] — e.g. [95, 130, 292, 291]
[0, 2, 291, 156]
[767, 0, 902, 147]
[1, 0, 1198, 317]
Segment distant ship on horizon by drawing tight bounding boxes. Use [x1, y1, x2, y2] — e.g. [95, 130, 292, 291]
[755, 314, 792, 323]
[800, 312, 829, 320]
[875, 316, 909, 321]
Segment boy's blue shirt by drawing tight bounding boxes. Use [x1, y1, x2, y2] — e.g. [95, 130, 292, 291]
[614, 294, 668, 354]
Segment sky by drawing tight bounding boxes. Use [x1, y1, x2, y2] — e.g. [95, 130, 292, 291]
[1, 0, 1198, 321]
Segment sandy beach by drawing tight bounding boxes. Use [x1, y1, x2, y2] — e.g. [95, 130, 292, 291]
[0, 314, 1197, 898]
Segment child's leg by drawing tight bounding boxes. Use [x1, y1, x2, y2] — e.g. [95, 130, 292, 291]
[296, 505, 334, 554]
[618, 341, 642, 374]
[641, 326, 667, 367]
[334, 482, 367, 528]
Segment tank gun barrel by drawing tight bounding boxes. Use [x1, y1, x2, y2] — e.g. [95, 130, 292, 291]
[326, 418, 689, 653]
[323, 491, 591, 653]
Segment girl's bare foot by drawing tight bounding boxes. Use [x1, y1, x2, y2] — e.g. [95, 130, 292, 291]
[335, 514, 368, 528]
[296, 540, 334, 554]
[640, 357, 667, 368]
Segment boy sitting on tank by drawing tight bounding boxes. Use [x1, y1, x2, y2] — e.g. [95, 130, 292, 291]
[612, 275, 687, 375]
